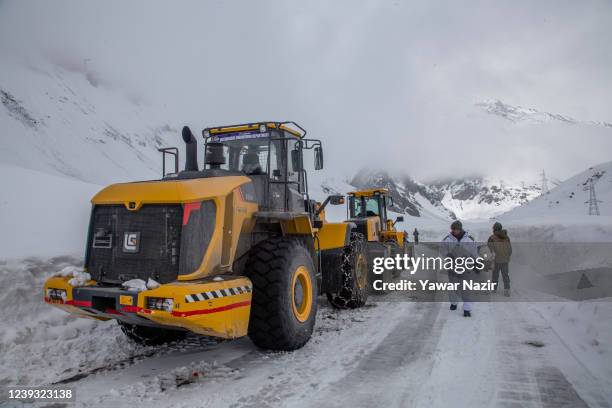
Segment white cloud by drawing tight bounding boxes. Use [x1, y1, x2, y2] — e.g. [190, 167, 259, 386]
[1, 0, 610, 182]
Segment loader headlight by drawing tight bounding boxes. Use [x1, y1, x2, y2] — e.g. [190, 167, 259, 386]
[259, 124, 267, 133]
[203, 130, 210, 138]
[146, 297, 174, 312]
[46, 288, 67, 301]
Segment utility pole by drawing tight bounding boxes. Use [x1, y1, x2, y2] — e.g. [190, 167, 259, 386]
[540, 170, 549, 195]
[584, 177, 602, 216]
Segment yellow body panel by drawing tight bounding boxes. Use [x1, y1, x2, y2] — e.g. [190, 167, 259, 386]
[381, 230, 405, 244]
[207, 122, 303, 138]
[348, 188, 389, 198]
[91, 176, 257, 280]
[280, 214, 314, 235]
[44, 276, 253, 339]
[221, 188, 259, 271]
[139, 277, 252, 338]
[317, 222, 349, 250]
[92, 176, 250, 208]
[365, 217, 381, 241]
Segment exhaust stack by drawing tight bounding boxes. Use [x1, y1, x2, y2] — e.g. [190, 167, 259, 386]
[182, 126, 199, 172]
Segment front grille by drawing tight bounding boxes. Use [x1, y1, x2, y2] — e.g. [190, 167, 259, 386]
[87, 205, 182, 284]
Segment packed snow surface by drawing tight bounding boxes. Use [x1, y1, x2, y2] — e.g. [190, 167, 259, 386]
[1, 253, 611, 407]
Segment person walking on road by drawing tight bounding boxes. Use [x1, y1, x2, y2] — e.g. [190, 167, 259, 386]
[440, 220, 479, 317]
[413, 228, 419, 244]
[488, 222, 512, 297]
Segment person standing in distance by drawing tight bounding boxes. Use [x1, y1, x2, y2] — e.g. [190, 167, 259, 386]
[440, 220, 479, 317]
[488, 222, 513, 297]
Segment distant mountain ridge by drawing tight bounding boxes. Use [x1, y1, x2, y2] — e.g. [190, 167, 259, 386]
[350, 168, 541, 221]
[476, 99, 612, 128]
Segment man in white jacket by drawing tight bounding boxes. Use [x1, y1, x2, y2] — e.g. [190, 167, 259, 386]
[440, 220, 479, 317]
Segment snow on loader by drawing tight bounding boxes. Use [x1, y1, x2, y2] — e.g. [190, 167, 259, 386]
[44, 122, 370, 351]
[345, 189, 410, 292]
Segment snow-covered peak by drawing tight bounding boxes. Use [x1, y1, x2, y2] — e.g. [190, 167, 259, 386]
[348, 167, 540, 221]
[476, 99, 612, 128]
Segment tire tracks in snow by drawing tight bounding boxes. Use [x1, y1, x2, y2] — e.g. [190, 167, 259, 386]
[229, 302, 445, 408]
[311, 302, 445, 408]
[493, 303, 604, 408]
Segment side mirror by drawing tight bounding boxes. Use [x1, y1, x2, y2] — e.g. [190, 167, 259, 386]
[314, 147, 324, 170]
[329, 195, 345, 205]
[291, 149, 301, 172]
[315, 194, 344, 217]
[389, 196, 394, 206]
[396, 216, 404, 223]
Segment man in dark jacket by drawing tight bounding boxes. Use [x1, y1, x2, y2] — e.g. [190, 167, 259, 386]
[413, 228, 419, 244]
[487, 222, 512, 297]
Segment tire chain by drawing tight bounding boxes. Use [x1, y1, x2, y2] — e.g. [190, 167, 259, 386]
[333, 233, 366, 308]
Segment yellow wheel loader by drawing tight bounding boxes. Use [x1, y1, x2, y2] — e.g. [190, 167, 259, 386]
[44, 122, 369, 351]
[342, 189, 410, 293]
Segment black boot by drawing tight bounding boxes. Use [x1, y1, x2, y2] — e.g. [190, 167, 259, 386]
[464, 310, 471, 317]
[450, 304, 457, 311]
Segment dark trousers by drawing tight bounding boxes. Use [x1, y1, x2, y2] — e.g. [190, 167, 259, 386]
[492, 262, 510, 290]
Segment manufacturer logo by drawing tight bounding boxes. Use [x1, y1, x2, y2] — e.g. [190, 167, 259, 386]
[123, 232, 140, 253]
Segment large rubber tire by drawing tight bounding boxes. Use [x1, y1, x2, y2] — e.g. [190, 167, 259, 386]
[326, 232, 369, 309]
[118, 321, 187, 345]
[246, 237, 317, 351]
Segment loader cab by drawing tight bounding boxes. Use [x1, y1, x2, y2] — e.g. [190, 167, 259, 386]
[348, 189, 390, 230]
[202, 122, 323, 214]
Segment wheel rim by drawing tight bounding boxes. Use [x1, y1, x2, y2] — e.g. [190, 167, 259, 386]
[291, 265, 313, 322]
[356, 254, 367, 289]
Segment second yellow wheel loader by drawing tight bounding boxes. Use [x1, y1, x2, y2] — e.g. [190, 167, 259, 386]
[44, 122, 369, 351]
[344, 189, 410, 292]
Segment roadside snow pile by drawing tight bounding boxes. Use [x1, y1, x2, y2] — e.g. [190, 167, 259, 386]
[0, 256, 155, 386]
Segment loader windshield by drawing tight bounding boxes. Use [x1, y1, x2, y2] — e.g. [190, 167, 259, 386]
[212, 137, 282, 177]
[350, 195, 381, 218]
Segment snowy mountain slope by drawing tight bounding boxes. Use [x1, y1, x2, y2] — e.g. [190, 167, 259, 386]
[430, 177, 540, 220]
[350, 168, 540, 221]
[0, 56, 176, 185]
[350, 168, 456, 219]
[499, 160, 612, 222]
[476, 99, 612, 128]
[0, 164, 101, 258]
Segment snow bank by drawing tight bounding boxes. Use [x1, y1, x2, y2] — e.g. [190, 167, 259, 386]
[0, 256, 155, 386]
[0, 164, 101, 259]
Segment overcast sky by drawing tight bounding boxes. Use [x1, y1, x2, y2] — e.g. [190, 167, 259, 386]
[1, 0, 611, 183]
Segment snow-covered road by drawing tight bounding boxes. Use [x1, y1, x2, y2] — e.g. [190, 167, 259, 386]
[1, 256, 611, 408]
